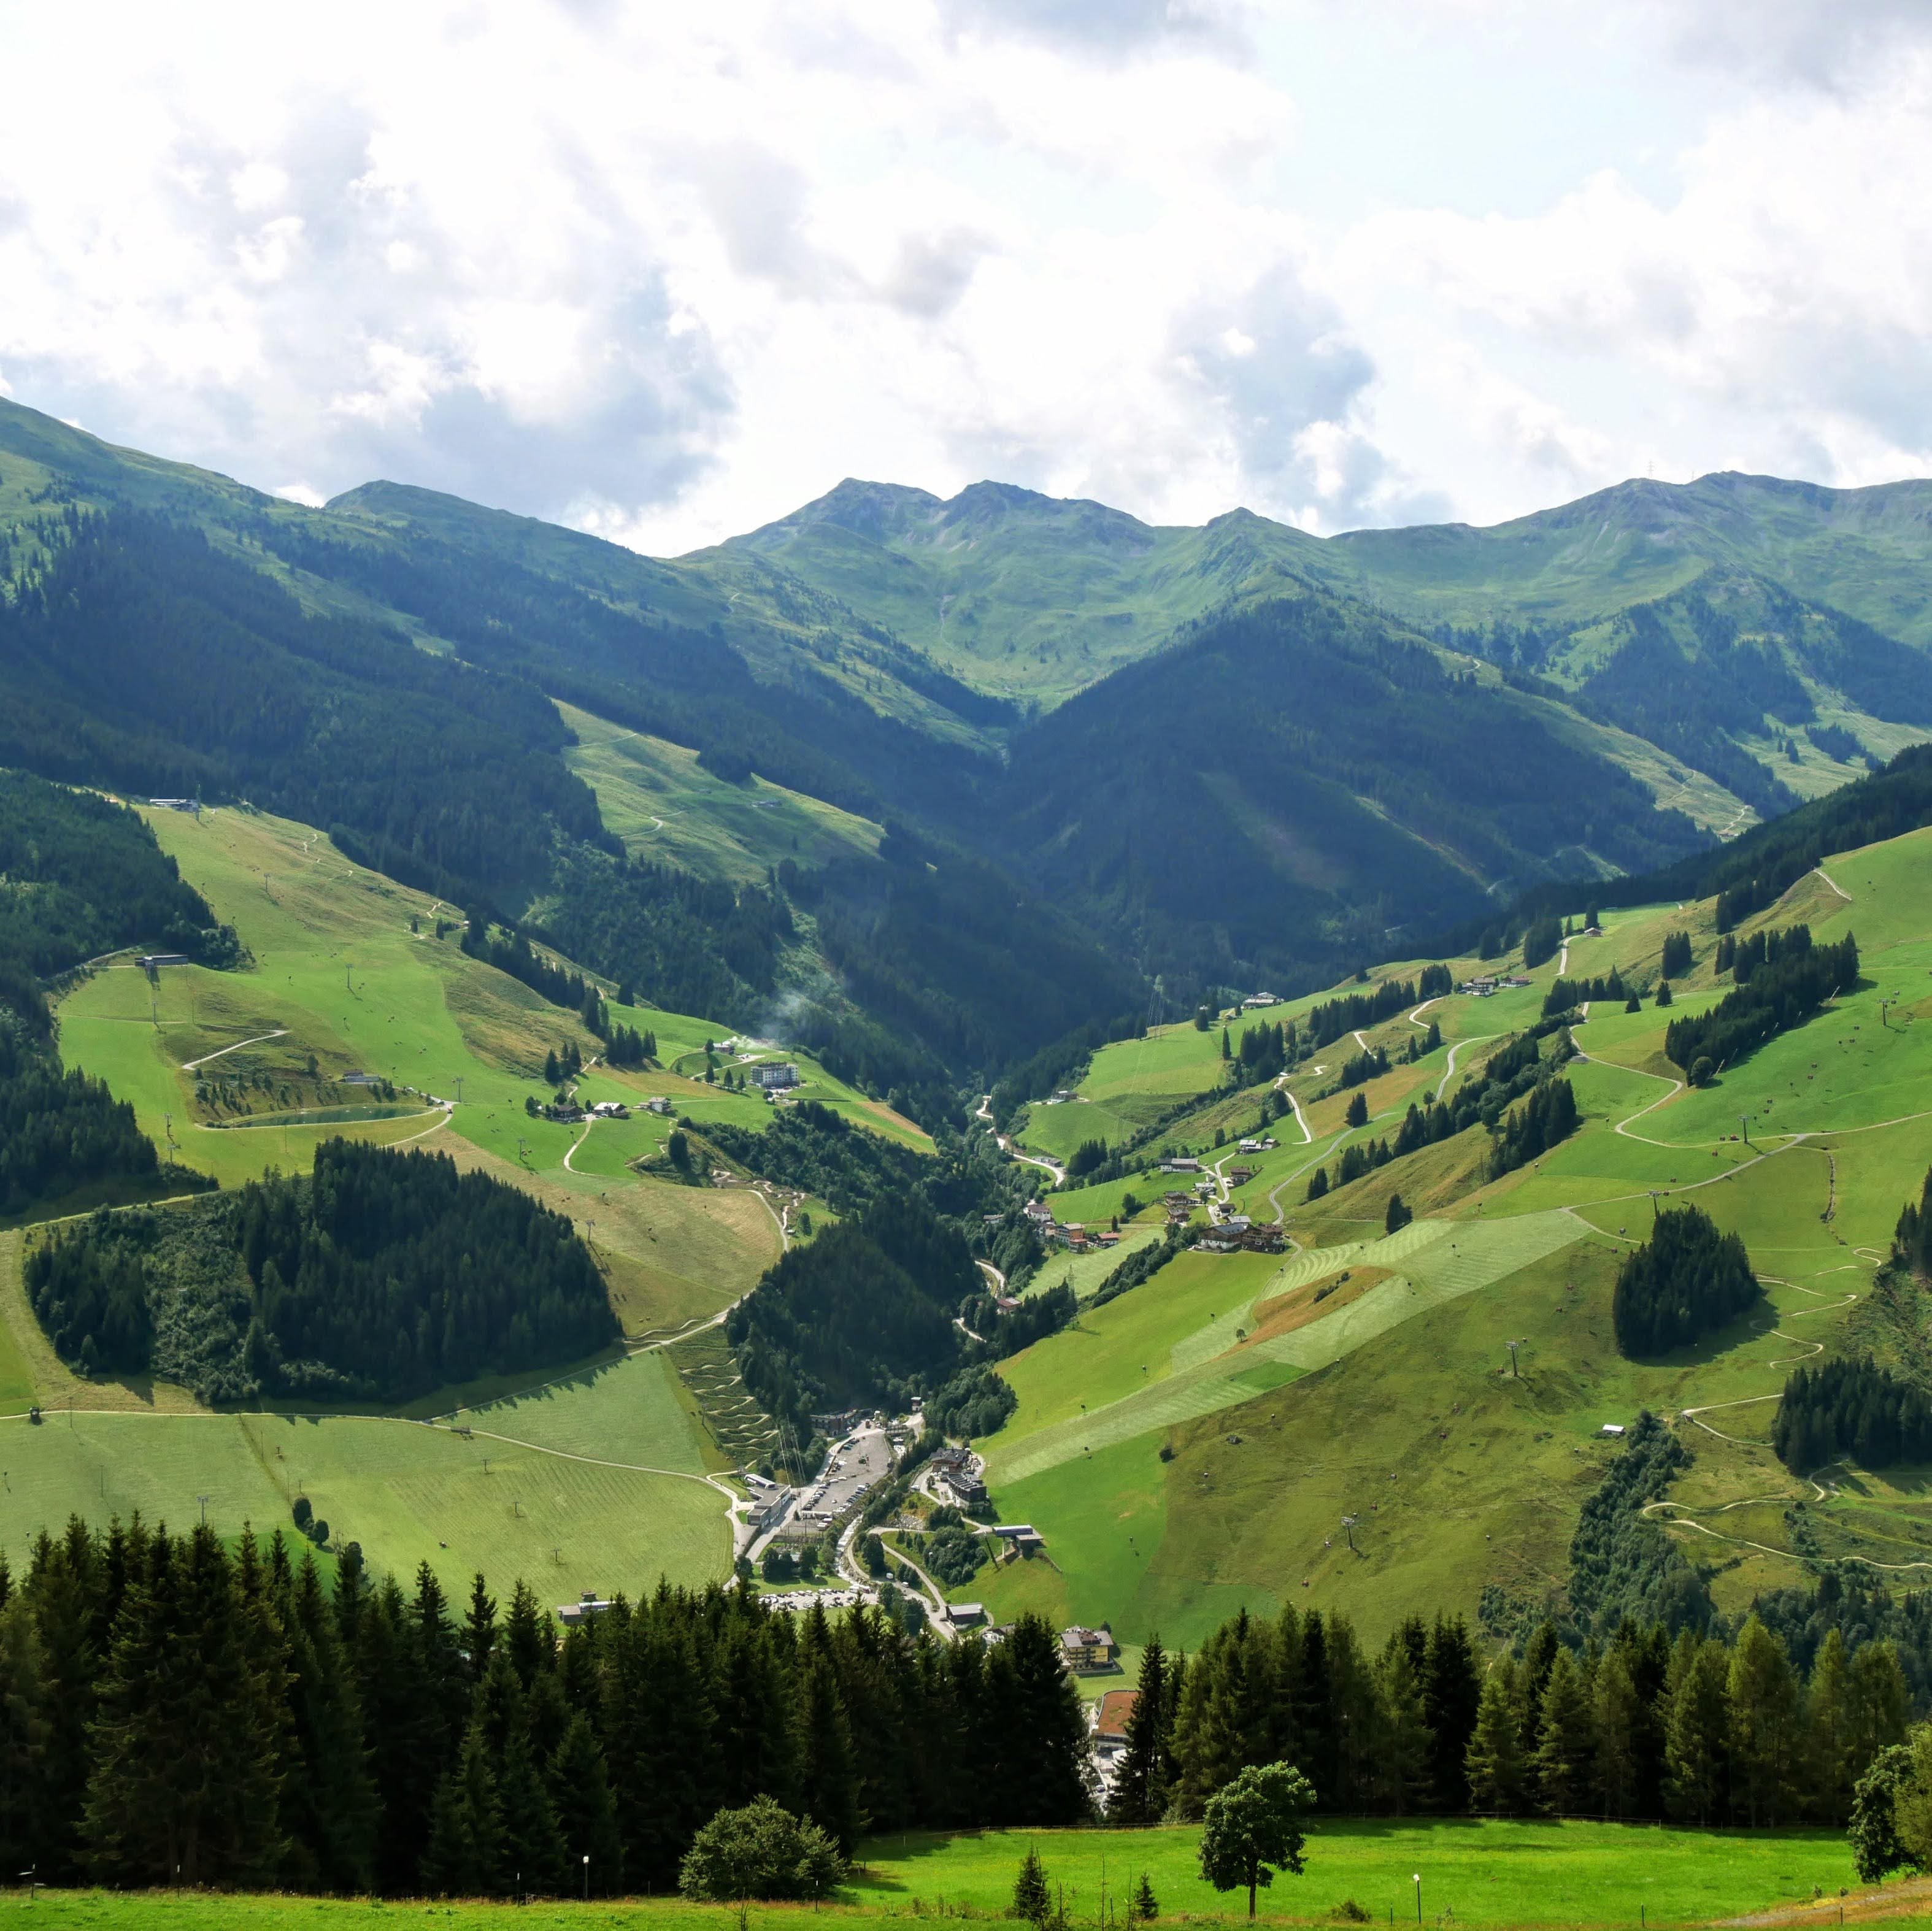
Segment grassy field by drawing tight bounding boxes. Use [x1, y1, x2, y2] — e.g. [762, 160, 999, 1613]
[0, 802, 829, 1595]
[556, 702, 882, 882]
[15, 1815, 1871, 1928]
[957, 834, 1932, 1646]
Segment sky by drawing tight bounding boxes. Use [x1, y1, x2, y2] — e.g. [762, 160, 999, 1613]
[2, 0, 1929, 553]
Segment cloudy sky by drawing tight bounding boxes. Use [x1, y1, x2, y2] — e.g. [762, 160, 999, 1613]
[1, 0, 1926, 551]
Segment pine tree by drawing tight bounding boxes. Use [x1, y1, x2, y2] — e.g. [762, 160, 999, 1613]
[1423, 1614, 1481, 1813]
[1848, 1638, 1911, 1788]
[421, 1724, 506, 1896]
[1532, 1649, 1594, 1816]
[1463, 1664, 1523, 1816]
[83, 1523, 287, 1886]
[987, 1615, 1087, 1825]
[499, 1726, 565, 1898]
[1592, 1642, 1643, 1821]
[1013, 1846, 1051, 1923]
[1130, 1872, 1160, 1922]
[795, 1639, 863, 1851]
[1373, 1633, 1432, 1815]
[1345, 1091, 1369, 1129]
[1663, 1632, 1730, 1824]
[275, 1554, 377, 1891]
[1807, 1628, 1856, 1824]
[464, 1574, 498, 1683]
[0, 1593, 46, 1875]
[1114, 1638, 1173, 1825]
[1726, 1614, 1801, 1827]
[548, 1711, 623, 1896]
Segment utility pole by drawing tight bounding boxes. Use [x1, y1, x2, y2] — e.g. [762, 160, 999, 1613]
[197, 1494, 212, 1526]
[1739, 1113, 1750, 1147]
[1504, 1338, 1525, 1378]
[1342, 1513, 1359, 1553]
[453, 1076, 464, 1105]
[1649, 1189, 1662, 1221]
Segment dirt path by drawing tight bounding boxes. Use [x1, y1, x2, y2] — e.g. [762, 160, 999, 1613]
[1433, 1034, 1498, 1104]
[1815, 864, 1853, 902]
[180, 1029, 288, 1072]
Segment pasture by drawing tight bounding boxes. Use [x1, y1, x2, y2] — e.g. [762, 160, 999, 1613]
[17, 1816, 1869, 1928]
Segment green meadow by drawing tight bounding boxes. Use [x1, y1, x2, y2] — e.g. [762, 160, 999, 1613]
[952, 831, 1932, 1645]
[556, 701, 882, 882]
[15, 1815, 1869, 1928]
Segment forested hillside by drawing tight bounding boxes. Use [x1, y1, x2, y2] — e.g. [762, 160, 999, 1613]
[0, 770, 228, 1216]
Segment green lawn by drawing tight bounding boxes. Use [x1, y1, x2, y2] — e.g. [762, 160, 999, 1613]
[15, 1816, 1864, 1928]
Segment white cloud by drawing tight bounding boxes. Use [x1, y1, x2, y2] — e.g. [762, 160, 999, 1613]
[0, 0, 1929, 554]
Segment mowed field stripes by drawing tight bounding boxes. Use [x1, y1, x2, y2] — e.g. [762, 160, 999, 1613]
[987, 1210, 1585, 1484]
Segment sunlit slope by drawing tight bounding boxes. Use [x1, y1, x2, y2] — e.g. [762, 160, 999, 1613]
[972, 823, 1932, 1645]
[556, 701, 882, 881]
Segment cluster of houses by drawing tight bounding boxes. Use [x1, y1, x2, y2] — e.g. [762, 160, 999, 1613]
[1196, 1219, 1287, 1254]
[1455, 972, 1534, 998]
[1020, 1197, 1124, 1255]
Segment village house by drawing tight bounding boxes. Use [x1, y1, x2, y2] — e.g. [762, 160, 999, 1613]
[1060, 1622, 1118, 1673]
[556, 1590, 615, 1627]
[1241, 992, 1280, 1009]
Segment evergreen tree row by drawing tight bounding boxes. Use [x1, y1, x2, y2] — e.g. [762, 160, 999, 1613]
[1303, 980, 1416, 1052]
[1612, 1205, 1761, 1359]
[0, 1518, 1091, 1892]
[1488, 1078, 1580, 1180]
[26, 1141, 616, 1400]
[1544, 968, 1626, 1016]
[1115, 1599, 1908, 1831]
[1776, 1359, 1932, 1476]
[1664, 927, 1859, 1081]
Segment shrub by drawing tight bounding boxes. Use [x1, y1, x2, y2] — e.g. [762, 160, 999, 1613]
[677, 1796, 843, 1902]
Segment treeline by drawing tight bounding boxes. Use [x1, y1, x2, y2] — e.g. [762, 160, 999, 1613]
[1612, 1205, 1760, 1359]
[1776, 1359, 1932, 1476]
[0, 770, 231, 1217]
[1490, 1079, 1579, 1180]
[1664, 928, 1858, 1080]
[0, 1519, 1090, 1892]
[1507, 743, 1932, 932]
[26, 1141, 615, 1401]
[1114, 1593, 1907, 1828]
[1544, 967, 1627, 1015]
[1304, 978, 1415, 1051]
[701, 1102, 935, 1217]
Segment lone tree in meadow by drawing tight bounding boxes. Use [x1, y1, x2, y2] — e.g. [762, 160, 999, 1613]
[1013, 1846, 1051, 1923]
[1198, 1762, 1314, 1919]
[677, 1795, 842, 1902]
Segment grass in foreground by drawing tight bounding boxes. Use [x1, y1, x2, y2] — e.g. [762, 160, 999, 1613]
[12, 1817, 1865, 1929]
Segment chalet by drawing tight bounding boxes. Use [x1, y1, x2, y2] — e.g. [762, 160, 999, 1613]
[1060, 1623, 1118, 1673]
[1226, 1165, 1256, 1186]
[1234, 1226, 1287, 1254]
[931, 1446, 974, 1473]
[1049, 1088, 1080, 1104]
[1237, 1137, 1264, 1153]
[948, 1603, 988, 1629]
[1196, 1230, 1241, 1253]
[147, 797, 202, 813]
[750, 1062, 799, 1090]
[645, 1095, 674, 1115]
[589, 1100, 629, 1119]
[1241, 992, 1280, 1009]
[556, 1590, 615, 1627]
[341, 1071, 382, 1087]
[1159, 1156, 1203, 1174]
[1023, 1200, 1055, 1226]
[1095, 1229, 1121, 1247]
[1162, 1191, 1195, 1212]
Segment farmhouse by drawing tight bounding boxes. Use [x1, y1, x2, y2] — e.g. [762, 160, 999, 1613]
[588, 1100, 629, 1119]
[1226, 1164, 1256, 1185]
[947, 1603, 988, 1629]
[1241, 992, 1280, 1009]
[1159, 1156, 1203, 1174]
[645, 1095, 674, 1115]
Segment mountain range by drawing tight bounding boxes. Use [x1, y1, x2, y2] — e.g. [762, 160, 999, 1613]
[6, 394, 1932, 1102]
